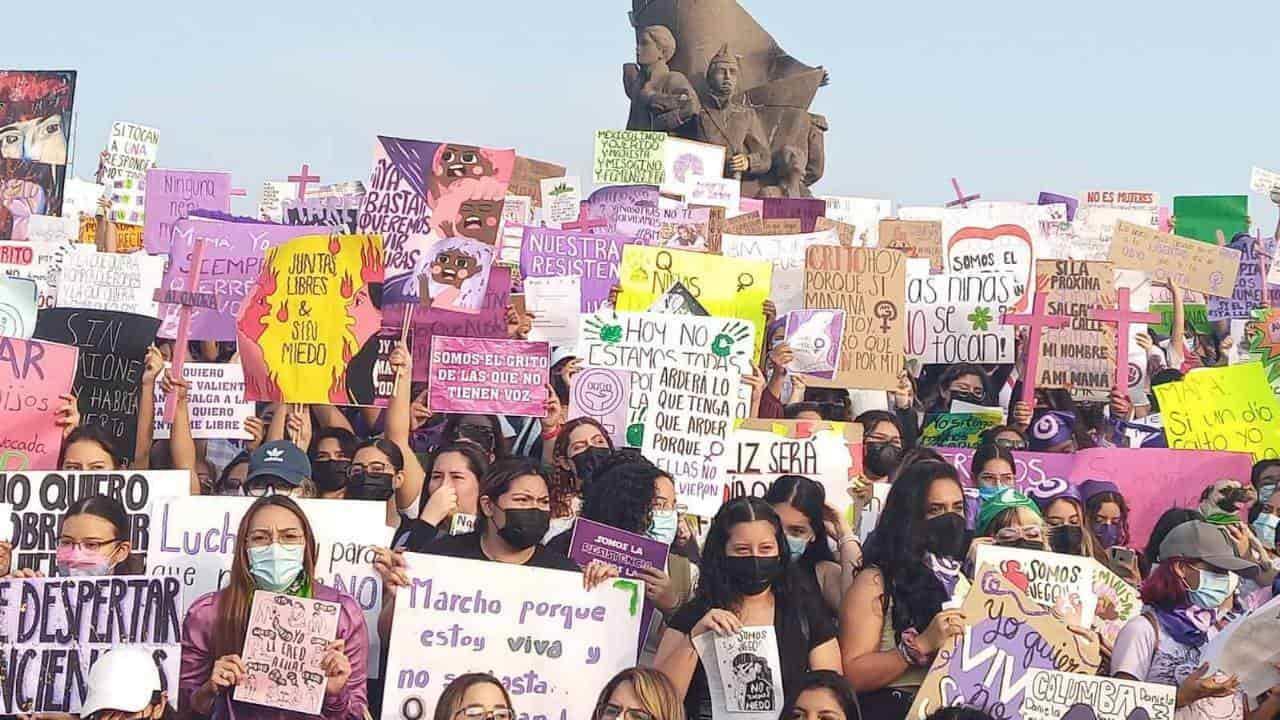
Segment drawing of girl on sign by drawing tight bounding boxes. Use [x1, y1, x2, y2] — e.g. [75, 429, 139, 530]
[423, 236, 494, 315]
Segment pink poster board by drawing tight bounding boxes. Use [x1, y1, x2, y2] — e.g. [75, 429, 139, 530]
[427, 337, 550, 417]
[0, 337, 77, 470]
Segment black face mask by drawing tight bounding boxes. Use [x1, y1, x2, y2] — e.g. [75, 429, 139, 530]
[496, 508, 550, 550]
[1048, 525, 1085, 556]
[571, 447, 613, 486]
[346, 469, 395, 501]
[723, 555, 782, 596]
[923, 512, 969, 560]
[1000, 539, 1047, 552]
[864, 442, 902, 478]
[312, 459, 351, 493]
[948, 390, 986, 406]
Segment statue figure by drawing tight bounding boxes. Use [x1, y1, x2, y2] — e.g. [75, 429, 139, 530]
[623, 26, 701, 135]
[625, 0, 831, 198]
[696, 45, 771, 184]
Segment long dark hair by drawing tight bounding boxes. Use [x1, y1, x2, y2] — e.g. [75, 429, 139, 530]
[60, 425, 127, 469]
[862, 460, 962, 641]
[763, 475, 836, 566]
[212, 496, 319, 660]
[693, 497, 795, 610]
[1085, 490, 1131, 547]
[581, 452, 659, 534]
[61, 495, 144, 574]
[930, 363, 989, 409]
[308, 427, 357, 461]
[550, 417, 614, 516]
[969, 442, 1015, 487]
[354, 438, 405, 470]
[441, 413, 510, 458]
[780, 671, 862, 720]
[426, 442, 489, 483]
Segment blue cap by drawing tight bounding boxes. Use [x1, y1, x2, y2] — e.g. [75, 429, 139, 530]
[248, 441, 311, 487]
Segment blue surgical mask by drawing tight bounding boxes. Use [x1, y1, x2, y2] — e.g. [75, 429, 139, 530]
[248, 543, 306, 592]
[1260, 484, 1278, 506]
[648, 510, 678, 545]
[1188, 568, 1237, 610]
[1253, 514, 1279, 548]
[977, 485, 1002, 503]
[786, 534, 810, 560]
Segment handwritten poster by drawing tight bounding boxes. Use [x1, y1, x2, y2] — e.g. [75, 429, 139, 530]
[236, 234, 384, 405]
[905, 271, 1018, 365]
[145, 496, 390, 677]
[724, 420, 861, 515]
[2, 470, 189, 573]
[907, 568, 1103, 720]
[26, 215, 80, 244]
[803, 246, 906, 391]
[642, 366, 743, 517]
[395, 266, 512, 382]
[722, 229, 839, 315]
[973, 545, 1099, 628]
[382, 553, 640, 720]
[568, 517, 669, 579]
[1154, 363, 1280, 462]
[0, 337, 76, 470]
[593, 130, 666, 185]
[151, 362, 252, 439]
[1035, 260, 1116, 401]
[762, 198, 825, 234]
[920, 412, 1005, 449]
[510, 155, 566, 207]
[102, 121, 159, 184]
[142, 169, 232, 254]
[539, 175, 581, 228]
[520, 227, 626, 312]
[657, 206, 714, 252]
[1208, 233, 1271, 321]
[33, 308, 160, 460]
[818, 196, 892, 247]
[0, 575, 183, 715]
[0, 241, 71, 311]
[581, 185, 662, 244]
[235, 592, 341, 714]
[1109, 220, 1240, 297]
[568, 367, 632, 447]
[693, 627, 784, 720]
[427, 337, 549, 417]
[617, 245, 771, 355]
[56, 247, 166, 316]
[880, 219, 943, 272]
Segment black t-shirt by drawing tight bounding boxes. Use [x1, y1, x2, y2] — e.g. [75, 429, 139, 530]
[667, 582, 837, 720]
[422, 531, 581, 572]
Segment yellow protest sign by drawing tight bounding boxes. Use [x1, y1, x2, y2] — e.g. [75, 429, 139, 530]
[1154, 362, 1280, 461]
[617, 245, 770, 355]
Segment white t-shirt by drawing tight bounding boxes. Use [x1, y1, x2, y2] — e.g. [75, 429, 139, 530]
[1111, 613, 1243, 720]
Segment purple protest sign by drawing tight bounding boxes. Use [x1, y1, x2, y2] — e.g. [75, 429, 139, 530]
[427, 336, 549, 416]
[568, 367, 632, 447]
[568, 517, 670, 578]
[581, 185, 661, 243]
[159, 216, 318, 341]
[520, 227, 626, 312]
[784, 309, 843, 379]
[1037, 191, 1078, 222]
[384, 266, 512, 382]
[761, 197, 825, 233]
[1208, 233, 1272, 320]
[935, 447, 1076, 499]
[143, 169, 232, 254]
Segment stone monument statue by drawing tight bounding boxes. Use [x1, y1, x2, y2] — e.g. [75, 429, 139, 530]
[624, 0, 830, 198]
[696, 45, 770, 183]
[624, 25, 701, 135]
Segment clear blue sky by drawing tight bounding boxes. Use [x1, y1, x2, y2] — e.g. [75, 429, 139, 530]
[16, 0, 1280, 227]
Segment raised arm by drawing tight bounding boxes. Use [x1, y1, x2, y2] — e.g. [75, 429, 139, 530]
[386, 342, 425, 513]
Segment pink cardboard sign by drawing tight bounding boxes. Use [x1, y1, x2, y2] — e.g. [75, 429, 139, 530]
[427, 337, 550, 417]
[568, 367, 632, 447]
[0, 337, 77, 471]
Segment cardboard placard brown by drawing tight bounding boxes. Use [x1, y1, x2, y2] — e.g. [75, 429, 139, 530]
[1109, 220, 1241, 297]
[803, 246, 906, 391]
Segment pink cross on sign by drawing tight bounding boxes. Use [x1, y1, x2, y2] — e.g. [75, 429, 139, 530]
[287, 164, 321, 200]
[562, 204, 609, 232]
[945, 177, 981, 208]
[1088, 288, 1161, 393]
[154, 237, 210, 423]
[1002, 292, 1071, 405]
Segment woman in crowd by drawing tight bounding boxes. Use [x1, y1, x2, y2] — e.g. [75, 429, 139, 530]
[1037, 487, 1107, 563]
[976, 488, 1047, 552]
[593, 667, 686, 720]
[5, 494, 140, 578]
[309, 427, 357, 498]
[180, 495, 368, 718]
[1080, 479, 1142, 582]
[546, 417, 615, 519]
[61, 425, 128, 472]
[432, 673, 514, 720]
[855, 411, 904, 484]
[969, 443, 1016, 500]
[764, 474, 859, 615]
[395, 442, 489, 548]
[927, 363, 991, 413]
[1252, 460, 1280, 505]
[780, 671, 862, 720]
[840, 461, 967, 717]
[346, 438, 409, 527]
[1111, 519, 1257, 718]
[655, 497, 840, 720]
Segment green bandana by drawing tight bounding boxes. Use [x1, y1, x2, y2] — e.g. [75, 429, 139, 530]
[977, 488, 1042, 534]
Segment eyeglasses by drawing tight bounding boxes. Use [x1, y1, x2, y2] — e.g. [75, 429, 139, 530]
[245, 529, 307, 547]
[454, 706, 513, 720]
[56, 538, 120, 553]
[994, 524, 1044, 543]
[994, 438, 1027, 450]
[244, 478, 298, 497]
[599, 704, 656, 720]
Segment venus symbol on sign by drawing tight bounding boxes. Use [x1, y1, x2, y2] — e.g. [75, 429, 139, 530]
[577, 369, 625, 415]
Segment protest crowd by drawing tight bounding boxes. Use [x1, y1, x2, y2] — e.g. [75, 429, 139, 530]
[7, 29, 1280, 720]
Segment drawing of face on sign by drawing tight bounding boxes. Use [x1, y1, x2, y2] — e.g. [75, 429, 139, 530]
[0, 72, 75, 165]
[731, 654, 776, 711]
[429, 144, 496, 198]
[948, 224, 1034, 311]
[426, 237, 494, 315]
[429, 155, 512, 246]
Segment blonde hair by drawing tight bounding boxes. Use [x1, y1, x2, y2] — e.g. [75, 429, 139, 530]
[594, 668, 685, 720]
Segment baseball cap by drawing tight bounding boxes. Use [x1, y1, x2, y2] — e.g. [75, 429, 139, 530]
[80, 646, 162, 717]
[247, 440, 311, 487]
[1157, 520, 1260, 574]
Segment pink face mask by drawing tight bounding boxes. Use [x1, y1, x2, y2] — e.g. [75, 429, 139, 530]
[55, 545, 117, 577]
